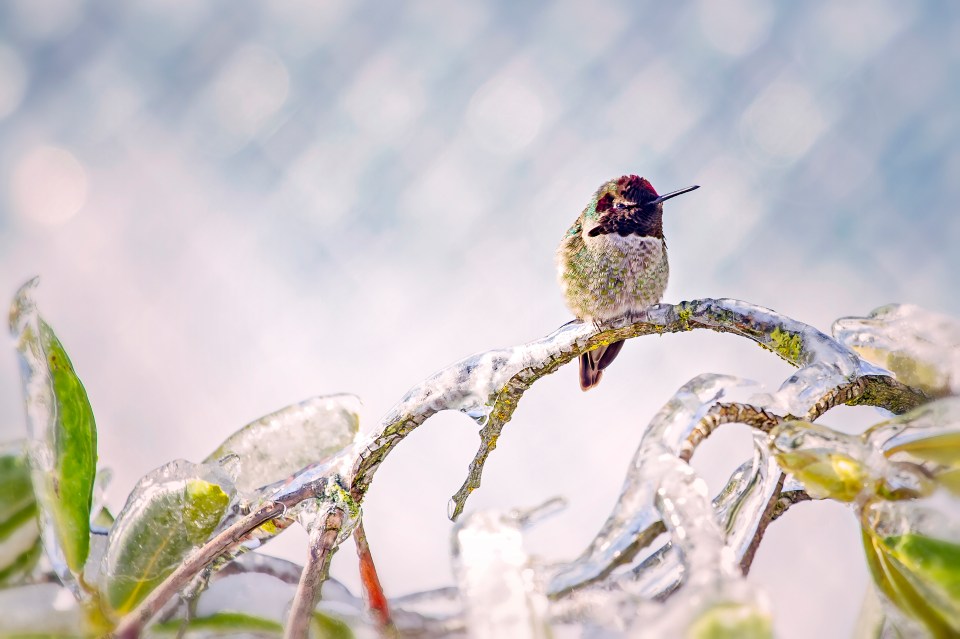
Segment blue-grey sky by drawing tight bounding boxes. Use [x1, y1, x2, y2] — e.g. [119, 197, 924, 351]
[1, 1, 956, 637]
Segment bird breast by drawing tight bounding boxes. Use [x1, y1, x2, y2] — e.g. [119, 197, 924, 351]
[561, 230, 669, 322]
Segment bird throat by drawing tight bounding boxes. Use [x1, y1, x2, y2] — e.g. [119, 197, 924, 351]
[589, 206, 664, 239]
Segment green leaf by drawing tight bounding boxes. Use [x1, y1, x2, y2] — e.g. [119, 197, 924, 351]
[0, 446, 35, 524]
[862, 528, 960, 638]
[0, 447, 41, 585]
[774, 450, 869, 501]
[685, 601, 772, 639]
[9, 280, 98, 577]
[40, 319, 98, 574]
[311, 611, 355, 639]
[884, 432, 960, 466]
[150, 612, 283, 636]
[102, 468, 231, 615]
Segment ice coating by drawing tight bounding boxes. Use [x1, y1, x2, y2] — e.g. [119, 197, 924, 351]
[452, 510, 551, 639]
[8, 279, 69, 587]
[834, 303, 960, 396]
[205, 394, 362, 494]
[353, 320, 592, 500]
[864, 396, 960, 461]
[861, 494, 960, 636]
[633, 453, 770, 638]
[353, 298, 891, 521]
[547, 374, 763, 594]
[711, 435, 783, 566]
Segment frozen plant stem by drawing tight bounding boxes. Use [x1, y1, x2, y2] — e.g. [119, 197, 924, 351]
[354, 521, 396, 636]
[285, 508, 345, 639]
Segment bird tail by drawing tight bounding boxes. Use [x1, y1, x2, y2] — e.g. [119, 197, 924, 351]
[579, 339, 625, 390]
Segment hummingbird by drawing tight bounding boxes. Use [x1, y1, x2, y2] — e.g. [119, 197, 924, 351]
[556, 175, 699, 390]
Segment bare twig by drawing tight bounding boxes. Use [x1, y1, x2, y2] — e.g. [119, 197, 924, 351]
[285, 508, 345, 639]
[738, 473, 786, 574]
[353, 520, 396, 637]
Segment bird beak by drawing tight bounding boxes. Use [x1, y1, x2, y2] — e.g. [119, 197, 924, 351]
[650, 185, 700, 205]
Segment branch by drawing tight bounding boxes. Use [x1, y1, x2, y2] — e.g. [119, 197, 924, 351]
[350, 298, 927, 521]
[285, 508, 344, 639]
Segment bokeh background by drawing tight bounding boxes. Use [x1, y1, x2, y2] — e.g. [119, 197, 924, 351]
[1, 1, 957, 636]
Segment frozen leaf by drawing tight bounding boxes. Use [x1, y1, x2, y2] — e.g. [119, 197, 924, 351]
[9, 278, 97, 583]
[0, 442, 41, 585]
[865, 398, 960, 497]
[685, 601, 773, 639]
[149, 612, 283, 636]
[310, 611, 355, 639]
[101, 460, 233, 615]
[861, 497, 960, 638]
[206, 394, 361, 494]
[833, 304, 960, 396]
[770, 421, 872, 501]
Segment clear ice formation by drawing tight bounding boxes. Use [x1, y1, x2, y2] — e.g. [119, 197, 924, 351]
[352, 298, 891, 523]
[834, 303, 960, 396]
[452, 509, 551, 639]
[205, 393, 362, 494]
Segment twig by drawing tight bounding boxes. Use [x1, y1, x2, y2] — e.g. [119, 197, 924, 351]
[738, 473, 786, 574]
[679, 402, 784, 463]
[285, 508, 344, 639]
[770, 488, 813, 521]
[353, 520, 396, 637]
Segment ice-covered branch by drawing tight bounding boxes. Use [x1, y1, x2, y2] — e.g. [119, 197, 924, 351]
[351, 298, 927, 520]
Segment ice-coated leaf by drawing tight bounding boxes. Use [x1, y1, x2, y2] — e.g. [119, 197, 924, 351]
[0, 443, 41, 585]
[206, 394, 361, 493]
[833, 303, 960, 396]
[8, 278, 98, 581]
[101, 460, 232, 615]
[685, 601, 773, 639]
[769, 421, 871, 501]
[861, 498, 960, 637]
[865, 397, 960, 496]
[310, 611, 355, 639]
[149, 611, 283, 636]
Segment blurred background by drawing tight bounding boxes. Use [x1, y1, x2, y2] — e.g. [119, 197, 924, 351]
[0, 0, 957, 636]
